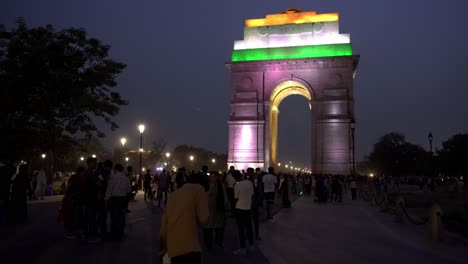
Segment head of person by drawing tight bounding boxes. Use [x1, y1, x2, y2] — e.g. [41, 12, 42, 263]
[247, 167, 255, 178]
[76, 166, 86, 176]
[103, 160, 113, 170]
[127, 166, 133, 173]
[18, 164, 28, 175]
[209, 171, 218, 184]
[177, 167, 186, 175]
[232, 170, 242, 182]
[162, 169, 167, 174]
[268, 167, 275, 174]
[229, 166, 235, 172]
[256, 167, 261, 174]
[114, 163, 124, 172]
[146, 169, 151, 174]
[202, 165, 208, 173]
[86, 157, 97, 170]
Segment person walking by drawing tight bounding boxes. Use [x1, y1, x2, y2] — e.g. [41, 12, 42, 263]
[143, 169, 152, 201]
[203, 172, 230, 249]
[159, 173, 208, 264]
[262, 167, 277, 219]
[105, 164, 131, 240]
[157, 169, 171, 207]
[232, 170, 255, 256]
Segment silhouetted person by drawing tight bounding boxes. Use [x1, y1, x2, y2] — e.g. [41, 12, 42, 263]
[157, 169, 171, 207]
[84, 157, 99, 242]
[143, 169, 152, 201]
[97, 160, 112, 237]
[247, 167, 261, 241]
[175, 167, 186, 190]
[10, 164, 29, 223]
[105, 164, 131, 240]
[0, 160, 16, 223]
[125, 166, 133, 213]
[262, 167, 277, 219]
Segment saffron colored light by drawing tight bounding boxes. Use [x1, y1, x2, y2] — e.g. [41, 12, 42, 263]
[245, 12, 339, 28]
[231, 43, 352, 62]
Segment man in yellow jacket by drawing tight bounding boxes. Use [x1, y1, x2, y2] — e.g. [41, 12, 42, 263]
[159, 173, 209, 264]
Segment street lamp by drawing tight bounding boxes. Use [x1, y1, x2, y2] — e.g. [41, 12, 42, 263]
[212, 158, 216, 164]
[138, 124, 145, 187]
[80, 157, 84, 161]
[92, 154, 96, 158]
[189, 155, 194, 161]
[165, 152, 171, 159]
[278, 163, 281, 167]
[120, 137, 127, 147]
[285, 165, 289, 168]
[41, 153, 46, 159]
[125, 157, 129, 162]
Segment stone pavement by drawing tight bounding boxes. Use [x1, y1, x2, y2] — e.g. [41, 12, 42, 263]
[1, 192, 467, 264]
[259, 196, 468, 264]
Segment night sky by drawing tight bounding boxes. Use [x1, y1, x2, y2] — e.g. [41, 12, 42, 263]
[2, 0, 468, 169]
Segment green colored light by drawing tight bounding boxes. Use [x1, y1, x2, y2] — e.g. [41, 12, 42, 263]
[231, 43, 353, 62]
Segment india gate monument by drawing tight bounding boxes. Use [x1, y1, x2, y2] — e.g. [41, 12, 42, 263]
[226, 8, 359, 175]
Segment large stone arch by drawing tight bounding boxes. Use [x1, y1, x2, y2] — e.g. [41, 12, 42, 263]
[226, 9, 359, 175]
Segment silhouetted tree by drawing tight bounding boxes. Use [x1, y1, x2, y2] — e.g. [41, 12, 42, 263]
[0, 18, 127, 162]
[437, 134, 468, 176]
[366, 132, 429, 176]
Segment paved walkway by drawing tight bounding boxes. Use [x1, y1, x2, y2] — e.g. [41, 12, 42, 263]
[1, 193, 467, 264]
[259, 196, 468, 264]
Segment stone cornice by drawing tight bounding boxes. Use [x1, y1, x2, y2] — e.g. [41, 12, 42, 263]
[226, 55, 360, 73]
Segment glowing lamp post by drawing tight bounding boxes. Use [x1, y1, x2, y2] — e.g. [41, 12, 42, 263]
[80, 157, 84, 161]
[166, 152, 171, 159]
[41, 154, 46, 159]
[138, 124, 145, 188]
[92, 154, 96, 158]
[212, 158, 216, 164]
[120, 137, 127, 147]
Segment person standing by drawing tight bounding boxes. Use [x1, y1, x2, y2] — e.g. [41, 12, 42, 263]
[159, 173, 208, 264]
[203, 172, 230, 249]
[63, 167, 86, 239]
[105, 164, 131, 240]
[10, 164, 29, 223]
[262, 167, 277, 219]
[97, 160, 112, 238]
[157, 169, 171, 207]
[0, 160, 16, 223]
[174, 167, 186, 191]
[350, 177, 357, 200]
[143, 169, 152, 201]
[84, 157, 99, 242]
[225, 166, 237, 215]
[125, 166, 133, 213]
[246, 168, 261, 241]
[233, 170, 255, 256]
[34, 169, 47, 200]
[279, 175, 292, 208]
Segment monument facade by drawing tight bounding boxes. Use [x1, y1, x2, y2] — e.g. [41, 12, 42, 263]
[226, 8, 359, 175]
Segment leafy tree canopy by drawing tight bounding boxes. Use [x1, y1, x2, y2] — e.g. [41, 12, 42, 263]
[0, 18, 127, 161]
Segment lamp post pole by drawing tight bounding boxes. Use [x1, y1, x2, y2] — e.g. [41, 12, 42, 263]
[138, 124, 145, 189]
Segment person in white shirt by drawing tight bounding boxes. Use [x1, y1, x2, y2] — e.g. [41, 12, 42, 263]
[262, 167, 277, 219]
[233, 170, 254, 256]
[105, 164, 131, 240]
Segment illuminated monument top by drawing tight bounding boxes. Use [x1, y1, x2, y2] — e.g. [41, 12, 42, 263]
[232, 8, 353, 62]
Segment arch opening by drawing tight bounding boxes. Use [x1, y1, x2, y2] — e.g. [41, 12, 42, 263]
[269, 81, 312, 168]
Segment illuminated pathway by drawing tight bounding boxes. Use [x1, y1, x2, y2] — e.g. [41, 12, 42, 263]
[259, 197, 468, 264]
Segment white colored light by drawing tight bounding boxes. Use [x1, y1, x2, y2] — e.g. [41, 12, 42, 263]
[138, 124, 145, 133]
[41, 154, 46, 159]
[165, 152, 171, 158]
[120, 137, 127, 146]
[92, 154, 96, 158]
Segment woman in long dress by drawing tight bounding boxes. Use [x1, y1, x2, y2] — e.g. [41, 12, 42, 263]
[34, 169, 47, 200]
[280, 175, 292, 208]
[203, 172, 230, 249]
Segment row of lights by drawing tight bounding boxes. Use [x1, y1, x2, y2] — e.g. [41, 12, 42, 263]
[277, 162, 310, 173]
